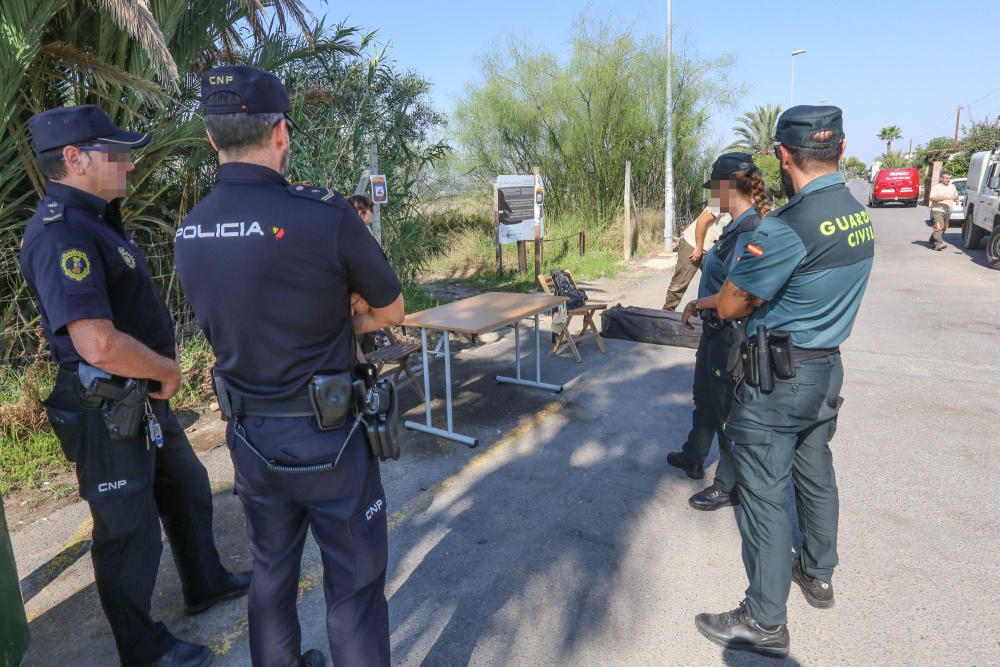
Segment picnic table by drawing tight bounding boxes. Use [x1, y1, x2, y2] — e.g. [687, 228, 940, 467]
[403, 292, 567, 447]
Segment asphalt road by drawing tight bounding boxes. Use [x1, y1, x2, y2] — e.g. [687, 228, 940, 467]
[14, 180, 1000, 665]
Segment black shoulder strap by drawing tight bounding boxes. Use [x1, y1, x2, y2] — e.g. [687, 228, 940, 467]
[40, 197, 65, 224]
[286, 184, 340, 205]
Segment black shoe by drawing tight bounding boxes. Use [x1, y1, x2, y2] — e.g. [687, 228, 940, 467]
[688, 484, 738, 511]
[185, 570, 252, 616]
[935, 243, 947, 251]
[143, 640, 213, 667]
[695, 600, 789, 658]
[300, 649, 326, 667]
[667, 452, 704, 480]
[792, 556, 835, 608]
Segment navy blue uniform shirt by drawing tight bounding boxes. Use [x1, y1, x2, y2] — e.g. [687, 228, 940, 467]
[698, 207, 761, 299]
[19, 182, 176, 365]
[174, 163, 402, 399]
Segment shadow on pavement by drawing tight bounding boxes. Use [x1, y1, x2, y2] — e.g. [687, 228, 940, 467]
[385, 346, 718, 665]
[22, 485, 250, 667]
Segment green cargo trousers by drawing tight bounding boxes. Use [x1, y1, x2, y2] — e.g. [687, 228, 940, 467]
[724, 353, 844, 626]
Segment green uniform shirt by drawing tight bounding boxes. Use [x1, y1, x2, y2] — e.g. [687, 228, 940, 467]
[727, 172, 874, 349]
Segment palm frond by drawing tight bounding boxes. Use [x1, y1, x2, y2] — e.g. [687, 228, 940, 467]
[38, 41, 171, 108]
[89, 0, 179, 82]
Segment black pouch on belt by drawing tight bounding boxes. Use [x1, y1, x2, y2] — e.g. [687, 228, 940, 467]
[740, 338, 760, 387]
[768, 330, 795, 379]
[308, 372, 355, 430]
[354, 363, 402, 461]
[755, 325, 775, 392]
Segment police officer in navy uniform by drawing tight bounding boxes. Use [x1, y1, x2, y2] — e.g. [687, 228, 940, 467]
[19, 105, 251, 667]
[668, 152, 770, 510]
[690, 106, 874, 657]
[174, 66, 404, 667]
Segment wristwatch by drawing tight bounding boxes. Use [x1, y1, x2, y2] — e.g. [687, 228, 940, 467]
[687, 299, 700, 315]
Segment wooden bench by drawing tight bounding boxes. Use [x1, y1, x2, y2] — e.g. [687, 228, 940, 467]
[363, 329, 424, 400]
[537, 271, 608, 363]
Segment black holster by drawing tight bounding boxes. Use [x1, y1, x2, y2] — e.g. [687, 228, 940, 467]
[78, 364, 147, 439]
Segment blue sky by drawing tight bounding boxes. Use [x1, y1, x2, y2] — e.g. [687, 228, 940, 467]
[307, 0, 1000, 163]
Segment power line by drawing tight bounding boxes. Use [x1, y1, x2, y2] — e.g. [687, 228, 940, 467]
[912, 85, 1000, 143]
[966, 85, 1000, 109]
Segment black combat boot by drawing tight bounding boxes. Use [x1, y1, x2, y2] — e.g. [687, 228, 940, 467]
[667, 452, 704, 480]
[792, 555, 835, 608]
[688, 483, 738, 511]
[695, 600, 789, 658]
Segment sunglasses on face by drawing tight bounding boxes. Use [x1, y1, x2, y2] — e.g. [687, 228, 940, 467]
[72, 144, 133, 162]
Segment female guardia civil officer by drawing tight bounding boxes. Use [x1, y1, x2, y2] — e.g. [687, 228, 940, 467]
[667, 152, 771, 511]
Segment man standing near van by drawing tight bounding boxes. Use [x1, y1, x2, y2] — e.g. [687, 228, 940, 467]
[928, 171, 959, 251]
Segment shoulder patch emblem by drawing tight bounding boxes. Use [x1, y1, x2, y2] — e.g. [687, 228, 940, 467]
[61, 249, 91, 281]
[287, 184, 338, 205]
[118, 245, 136, 269]
[746, 243, 764, 257]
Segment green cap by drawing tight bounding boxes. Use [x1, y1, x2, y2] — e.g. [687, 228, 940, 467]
[774, 105, 844, 148]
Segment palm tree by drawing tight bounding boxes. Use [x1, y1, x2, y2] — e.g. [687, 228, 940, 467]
[877, 126, 903, 153]
[877, 149, 910, 169]
[728, 104, 782, 157]
[0, 0, 349, 360]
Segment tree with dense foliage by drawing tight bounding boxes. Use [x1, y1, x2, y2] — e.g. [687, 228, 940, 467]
[0, 1, 446, 361]
[841, 156, 867, 179]
[728, 104, 781, 158]
[454, 18, 735, 229]
[877, 125, 903, 153]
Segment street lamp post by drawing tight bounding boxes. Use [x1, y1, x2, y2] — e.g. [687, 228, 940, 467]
[790, 49, 806, 107]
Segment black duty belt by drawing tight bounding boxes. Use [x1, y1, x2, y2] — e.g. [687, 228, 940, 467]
[236, 393, 314, 418]
[790, 346, 840, 362]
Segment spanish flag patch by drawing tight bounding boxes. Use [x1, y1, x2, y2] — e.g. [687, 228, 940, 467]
[747, 243, 764, 257]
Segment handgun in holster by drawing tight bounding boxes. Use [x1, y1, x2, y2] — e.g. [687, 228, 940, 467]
[78, 363, 147, 439]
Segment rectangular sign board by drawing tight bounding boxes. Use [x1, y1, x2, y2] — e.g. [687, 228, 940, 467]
[496, 174, 544, 244]
[370, 174, 388, 204]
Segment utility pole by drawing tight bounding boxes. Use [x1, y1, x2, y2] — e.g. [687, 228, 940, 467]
[663, 0, 674, 253]
[953, 105, 961, 147]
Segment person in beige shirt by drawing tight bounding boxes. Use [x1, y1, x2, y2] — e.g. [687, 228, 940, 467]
[928, 171, 959, 251]
[662, 204, 731, 309]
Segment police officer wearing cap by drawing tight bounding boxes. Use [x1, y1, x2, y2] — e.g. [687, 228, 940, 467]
[174, 66, 403, 667]
[691, 106, 874, 657]
[668, 152, 770, 511]
[19, 105, 250, 667]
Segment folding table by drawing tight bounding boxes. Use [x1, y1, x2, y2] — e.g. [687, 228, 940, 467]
[403, 292, 567, 447]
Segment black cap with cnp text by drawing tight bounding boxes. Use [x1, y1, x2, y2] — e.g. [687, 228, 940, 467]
[774, 105, 844, 148]
[28, 105, 150, 154]
[703, 152, 757, 188]
[201, 65, 296, 118]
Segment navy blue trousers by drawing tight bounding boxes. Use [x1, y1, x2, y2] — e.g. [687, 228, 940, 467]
[45, 373, 229, 666]
[228, 416, 390, 667]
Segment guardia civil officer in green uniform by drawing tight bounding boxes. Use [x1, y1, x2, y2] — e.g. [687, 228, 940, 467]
[691, 106, 874, 658]
[668, 152, 770, 511]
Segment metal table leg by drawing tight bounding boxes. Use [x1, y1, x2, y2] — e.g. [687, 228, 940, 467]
[404, 328, 478, 447]
[497, 313, 563, 393]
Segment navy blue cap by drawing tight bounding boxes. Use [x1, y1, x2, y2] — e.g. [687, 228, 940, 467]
[28, 105, 150, 153]
[774, 105, 844, 148]
[703, 152, 757, 188]
[201, 65, 291, 115]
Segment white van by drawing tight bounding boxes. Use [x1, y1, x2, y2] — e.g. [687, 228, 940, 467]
[960, 149, 1000, 268]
